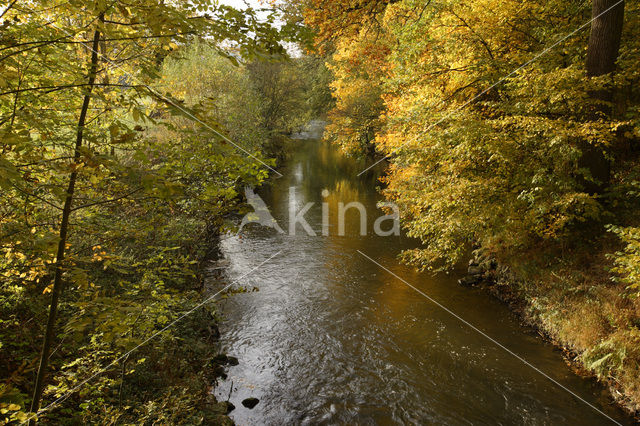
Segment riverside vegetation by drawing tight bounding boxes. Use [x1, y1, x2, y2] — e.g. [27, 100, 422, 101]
[2, 0, 640, 423]
[304, 0, 640, 415]
[0, 1, 330, 423]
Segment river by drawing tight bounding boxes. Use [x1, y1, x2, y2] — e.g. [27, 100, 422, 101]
[210, 128, 632, 425]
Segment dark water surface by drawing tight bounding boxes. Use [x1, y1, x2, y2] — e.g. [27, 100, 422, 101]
[211, 134, 632, 425]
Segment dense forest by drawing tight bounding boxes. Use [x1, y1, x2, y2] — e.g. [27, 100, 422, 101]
[1, 0, 640, 423]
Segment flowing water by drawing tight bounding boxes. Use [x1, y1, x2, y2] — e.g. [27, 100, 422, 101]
[211, 128, 632, 425]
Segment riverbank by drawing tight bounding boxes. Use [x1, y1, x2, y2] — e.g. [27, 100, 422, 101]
[211, 136, 636, 424]
[0, 216, 236, 424]
[469, 243, 640, 419]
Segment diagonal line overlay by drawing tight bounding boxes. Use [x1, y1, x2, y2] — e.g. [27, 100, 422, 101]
[27, 7, 284, 177]
[357, 250, 622, 425]
[357, 0, 624, 176]
[28, 250, 283, 422]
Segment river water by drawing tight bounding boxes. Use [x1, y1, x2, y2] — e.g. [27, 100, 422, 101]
[211, 131, 632, 425]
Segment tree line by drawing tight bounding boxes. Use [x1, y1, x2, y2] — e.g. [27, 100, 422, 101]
[0, 0, 330, 422]
[303, 0, 640, 414]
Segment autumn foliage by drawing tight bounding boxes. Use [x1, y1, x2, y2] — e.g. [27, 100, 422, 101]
[306, 0, 640, 413]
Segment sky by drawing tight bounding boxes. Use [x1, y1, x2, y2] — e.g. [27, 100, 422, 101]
[217, 0, 300, 56]
[218, 0, 285, 27]
[218, 0, 271, 15]
[218, 0, 262, 8]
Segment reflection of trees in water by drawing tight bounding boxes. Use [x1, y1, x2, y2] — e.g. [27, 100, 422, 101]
[298, 140, 379, 195]
[260, 138, 393, 239]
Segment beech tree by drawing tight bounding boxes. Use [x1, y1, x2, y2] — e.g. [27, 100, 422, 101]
[0, 0, 290, 422]
[586, 0, 626, 77]
[578, 0, 626, 193]
[307, 0, 638, 267]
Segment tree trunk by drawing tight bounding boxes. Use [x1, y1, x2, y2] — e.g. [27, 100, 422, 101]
[586, 0, 625, 77]
[28, 18, 103, 423]
[578, 0, 625, 194]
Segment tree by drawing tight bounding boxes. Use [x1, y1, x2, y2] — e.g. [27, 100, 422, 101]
[248, 60, 304, 135]
[577, 0, 626, 194]
[304, 0, 640, 412]
[246, 54, 333, 159]
[0, 0, 285, 421]
[586, 0, 626, 77]
[306, 0, 639, 269]
[305, 0, 399, 47]
[28, 14, 104, 419]
[324, 28, 389, 157]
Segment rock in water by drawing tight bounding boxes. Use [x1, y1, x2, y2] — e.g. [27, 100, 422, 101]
[242, 398, 259, 409]
[458, 275, 481, 286]
[212, 354, 228, 364]
[212, 364, 227, 380]
[212, 353, 239, 366]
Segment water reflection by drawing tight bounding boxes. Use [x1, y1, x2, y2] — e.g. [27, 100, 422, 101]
[211, 138, 632, 425]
